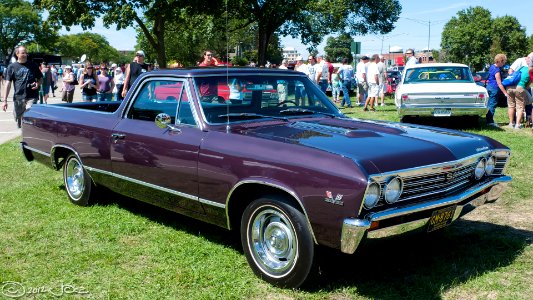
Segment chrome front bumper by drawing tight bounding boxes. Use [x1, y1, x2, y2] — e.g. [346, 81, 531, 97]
[340, 176, 511, 254]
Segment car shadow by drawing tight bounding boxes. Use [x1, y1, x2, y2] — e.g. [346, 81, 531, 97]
[306, 220, 531, 298]
[401, 116, 504, 131]
[76, 188, 531, 297]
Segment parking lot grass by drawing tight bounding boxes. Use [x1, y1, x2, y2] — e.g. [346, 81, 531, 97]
[0, 98, 531, 299]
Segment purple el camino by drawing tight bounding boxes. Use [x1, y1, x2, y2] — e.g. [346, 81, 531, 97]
[21, 68, 511, 288]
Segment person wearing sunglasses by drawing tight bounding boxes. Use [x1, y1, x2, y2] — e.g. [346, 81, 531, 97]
[122, 50, 150, 98]
[199, 50, 219, 67]
[80, 62, 99, 102]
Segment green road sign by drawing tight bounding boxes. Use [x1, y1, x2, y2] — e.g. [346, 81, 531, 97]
[351, 41, 361, 54]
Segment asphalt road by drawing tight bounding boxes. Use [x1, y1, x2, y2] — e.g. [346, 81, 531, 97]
[0, 79, 83, 144]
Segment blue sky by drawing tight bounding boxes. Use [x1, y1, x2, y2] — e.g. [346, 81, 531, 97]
[61, 1, 533, 56]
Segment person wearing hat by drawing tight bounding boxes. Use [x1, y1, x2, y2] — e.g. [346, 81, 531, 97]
[122, 50, 150, 98]
[355, 55, 369, 106]
[61, 65, 75, 103]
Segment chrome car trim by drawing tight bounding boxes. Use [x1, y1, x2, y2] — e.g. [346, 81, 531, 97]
[50, 144, 83, 170]
[341, 176, 511, 254]
[22, 144, 51, 157]
[366, 175, 511, 221]
[84, 166, 200, 202]
[358, 149, 511, 213]
[199, 198, 226, 209]
[226, 179, 318, 244]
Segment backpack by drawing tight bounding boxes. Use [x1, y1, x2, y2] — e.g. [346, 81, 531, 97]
[502, 69, 521, 87]
[71, 75, 79, 85]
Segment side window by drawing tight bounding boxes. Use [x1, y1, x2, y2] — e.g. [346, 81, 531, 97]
[128, 80, 183, 123]
[177, 88, 196, 126]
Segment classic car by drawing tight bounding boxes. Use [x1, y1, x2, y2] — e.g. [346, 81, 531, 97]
[394, 63, 489, 121]
[473, 71, 489, 87]
[21, 68, 511, 288]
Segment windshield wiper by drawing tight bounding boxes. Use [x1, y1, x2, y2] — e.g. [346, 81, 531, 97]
[279, 108, 337, 118]
[218, 113, 288, 121]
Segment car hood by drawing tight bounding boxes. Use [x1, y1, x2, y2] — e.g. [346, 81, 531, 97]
[238, 118, 496, 174]
[398, 82, 486, 94]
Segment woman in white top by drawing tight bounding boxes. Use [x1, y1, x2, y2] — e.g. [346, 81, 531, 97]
[61, 66, 75, 103]
[113, 67, 125, 101]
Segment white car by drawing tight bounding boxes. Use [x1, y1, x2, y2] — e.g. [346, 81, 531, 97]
[394, 63, 488, 121]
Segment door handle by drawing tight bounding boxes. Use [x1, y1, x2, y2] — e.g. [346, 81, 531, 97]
[111, 133, 126, 143]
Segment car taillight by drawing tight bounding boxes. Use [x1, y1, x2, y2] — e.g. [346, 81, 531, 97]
[478, 93, 485, 99]
[401, 94, 408, 103]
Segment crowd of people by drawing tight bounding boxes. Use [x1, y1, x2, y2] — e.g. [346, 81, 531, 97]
[2, 46, 531, 130]
[485, 52, 533, 129]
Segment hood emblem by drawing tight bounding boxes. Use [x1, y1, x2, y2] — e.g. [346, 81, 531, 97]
[325, 191, 344, 206]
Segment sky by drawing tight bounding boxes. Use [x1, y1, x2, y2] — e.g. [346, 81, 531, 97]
[60, 1, 533, 57]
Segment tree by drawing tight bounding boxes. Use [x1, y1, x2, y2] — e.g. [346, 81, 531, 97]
[34, 0, 223, 67]
[324, 33, 354, 63]
[55, 33, 124, 64]
[229, 0, 401, 65]
[0, 0, 57, 64]
[441, 6, 528, 70]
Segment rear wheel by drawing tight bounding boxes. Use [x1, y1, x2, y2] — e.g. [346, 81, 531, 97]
[241, 196, 314, 288]
[63, 154, 94, 206]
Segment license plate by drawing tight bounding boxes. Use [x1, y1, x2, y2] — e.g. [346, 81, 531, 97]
[433, 108, 452, 117]
[427, 205, 457, 232]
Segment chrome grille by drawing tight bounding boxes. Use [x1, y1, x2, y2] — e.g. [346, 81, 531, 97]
[366, 151, 511, 210]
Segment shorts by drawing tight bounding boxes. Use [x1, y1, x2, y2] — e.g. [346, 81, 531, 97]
[368, 83, 379, 97]
[378, 83, 385, 94]
[82, 94, 98, 102]
[41, 85, 50, 94]
[357, 82, 367, 94]
[13, 98, 35, 128]
[507, 86, 526, 111]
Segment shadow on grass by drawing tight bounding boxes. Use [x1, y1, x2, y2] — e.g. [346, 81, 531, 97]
[308, 220, 532, 299]
[69, 186, 531, 298]
[401, 116, 500, 131]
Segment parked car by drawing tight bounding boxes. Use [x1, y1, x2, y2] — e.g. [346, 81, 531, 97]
[21, 68, 511, 288]
[473, 71, 489, 87]
[394, 63, 488, 122]
[386, 70, 401, 94]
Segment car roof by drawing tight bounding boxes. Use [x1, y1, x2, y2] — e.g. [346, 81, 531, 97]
[404, 63, 469, 69]
[144, 67, 305, 77]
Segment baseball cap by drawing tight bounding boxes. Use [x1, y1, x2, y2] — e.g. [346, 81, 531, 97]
[64, 65, 72, 69]
[136, 50, 145, 56]
[361, 56, 369, 60]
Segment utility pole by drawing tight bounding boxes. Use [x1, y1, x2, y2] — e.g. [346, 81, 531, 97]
[427, 20, 431, 52]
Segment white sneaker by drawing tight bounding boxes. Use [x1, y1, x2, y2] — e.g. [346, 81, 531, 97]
[515, 124, 523, 129]
[507, 123, 515, 128]
[380, 103, 385, 106]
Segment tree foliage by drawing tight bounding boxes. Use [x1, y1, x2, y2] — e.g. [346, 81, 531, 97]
[227, 0, 401, 65]
[441, 6, 527, 70]
[55, 33, 126, 64]
[34, 0, 223, 67]
[0, 0, 57, 64]
[324, 33, 354, 63]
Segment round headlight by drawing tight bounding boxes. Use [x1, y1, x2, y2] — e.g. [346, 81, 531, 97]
[485, 156, 495, 176]
[384, 177, 403, 204]
[474, 158, 486, 180]
[364, 182, 381, 209]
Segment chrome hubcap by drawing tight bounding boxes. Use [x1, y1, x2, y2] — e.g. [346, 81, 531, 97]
[250, 208, 297, 277]
[66, 158, 85, 200]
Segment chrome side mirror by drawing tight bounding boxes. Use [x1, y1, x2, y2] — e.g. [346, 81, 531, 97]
[155, 113, 172, 129]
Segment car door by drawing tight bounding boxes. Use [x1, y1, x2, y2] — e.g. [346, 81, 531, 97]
[109, 77, 205, 214]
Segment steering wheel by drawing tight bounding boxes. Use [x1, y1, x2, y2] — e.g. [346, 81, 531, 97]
[276, 100, 297, 107]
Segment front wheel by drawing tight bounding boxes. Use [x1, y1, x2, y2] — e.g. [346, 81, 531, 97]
[241, 196, 314, 288]
[63, 154, 94, 206]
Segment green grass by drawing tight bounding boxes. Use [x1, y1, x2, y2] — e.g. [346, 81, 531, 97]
[1, 99, 532, 299]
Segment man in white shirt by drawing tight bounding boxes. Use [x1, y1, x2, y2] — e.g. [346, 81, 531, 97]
[508, 52, 533, 75]
[377, 55, 386, 106]
[355, 56, 369, 106]
[363, 54, 380, 111]
[316, 55, 329, 93]
[405, 49, 418, 66]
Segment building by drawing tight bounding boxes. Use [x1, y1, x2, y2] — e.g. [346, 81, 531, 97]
[282, 47, 300, 62]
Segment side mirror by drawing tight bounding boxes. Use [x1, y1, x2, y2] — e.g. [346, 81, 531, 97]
[155, 113, 172, 129]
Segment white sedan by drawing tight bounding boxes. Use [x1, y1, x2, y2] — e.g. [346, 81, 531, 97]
[394, 63, 488, 121]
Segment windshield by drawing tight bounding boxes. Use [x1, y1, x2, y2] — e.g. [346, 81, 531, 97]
[404, 66, 474, 84]
[194, 75, 341, 124]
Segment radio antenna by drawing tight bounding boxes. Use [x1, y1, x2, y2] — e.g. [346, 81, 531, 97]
[225, 0, 230, 133]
